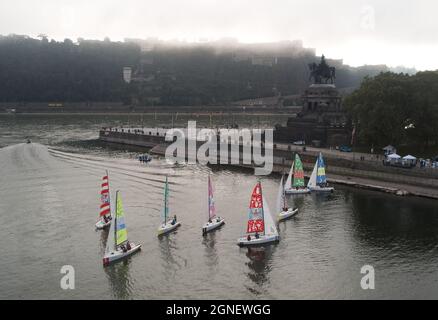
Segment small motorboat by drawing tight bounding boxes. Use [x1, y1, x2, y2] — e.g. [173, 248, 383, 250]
[138, 154, 152, 163]
[26, 139, 31, 144]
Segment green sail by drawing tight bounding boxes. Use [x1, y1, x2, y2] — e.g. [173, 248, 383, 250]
[292, 154, 305, 187]
[115, 192, 128, 246]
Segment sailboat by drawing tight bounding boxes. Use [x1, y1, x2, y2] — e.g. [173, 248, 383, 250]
[277, 175, 298, 221]
[237, 181, 279, 246]
[103, 191, 141, 266]
[284, 154, 310, 194]
[202, 175, 225, 235]
[95, 171, 112, 229]
[307, 152, 334, 193]
[157, 176, 181, 236]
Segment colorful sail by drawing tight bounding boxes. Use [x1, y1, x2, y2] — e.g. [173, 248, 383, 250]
[208, 175, 216, 220]
[292, 154, 305, 187]
[100, 174, 111, 217]
[162, 176, 169, 223]
[247, 182, 265, 234]
[115, 191, 128, 246]
[316, 153, 327, 185]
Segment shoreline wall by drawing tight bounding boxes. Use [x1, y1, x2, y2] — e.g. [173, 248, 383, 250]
[0, 103, 301, 115]
[99, 128, 438, 200]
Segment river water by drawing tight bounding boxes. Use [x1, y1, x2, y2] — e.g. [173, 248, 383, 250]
[1, 114, 438, 299]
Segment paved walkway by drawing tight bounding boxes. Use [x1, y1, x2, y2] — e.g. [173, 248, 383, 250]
[327, 171, 438, 200]
[275, 142, 382, 163]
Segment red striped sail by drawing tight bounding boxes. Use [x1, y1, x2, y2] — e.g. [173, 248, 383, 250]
[100, 175, 111, 217]
[247, 182, 265, 233]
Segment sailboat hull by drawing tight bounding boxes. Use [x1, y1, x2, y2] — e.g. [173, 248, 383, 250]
[202, 218, 225, 235]
[237, 234, 279, 247]
[103, 243, 141, 266]
[158, 221, 181, 236]
[95, 218, 111, 230]
[309, 186, 334, 193]
[278, 208, 298, 221]
[284, 187, 310, 195]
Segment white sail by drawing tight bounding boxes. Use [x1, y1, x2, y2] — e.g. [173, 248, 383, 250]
[263, 196, 278, 236]
[285, 161, 294, 189]
[307, 160, 318, 188]
[276, 175, 284, 214]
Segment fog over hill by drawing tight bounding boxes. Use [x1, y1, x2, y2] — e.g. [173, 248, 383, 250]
[0, 35, 397, 106]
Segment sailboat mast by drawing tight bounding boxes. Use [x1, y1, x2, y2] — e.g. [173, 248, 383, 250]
[282, 177, 287, 209]
[106, 170, 112, 217]
[317, 153, 320, 172]
[164, 176, 168, 223]
[114, 190, 119, 249]
[207, 175, 211, 221]
[293, 153, 297, 186]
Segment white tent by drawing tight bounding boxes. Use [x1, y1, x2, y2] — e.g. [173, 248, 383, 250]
[402, 154, 417, 167]
[387, 153, 401, 159]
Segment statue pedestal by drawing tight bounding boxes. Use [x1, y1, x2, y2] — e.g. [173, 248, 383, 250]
[274, 83, 350, 147]
[273, 55, 351, 147]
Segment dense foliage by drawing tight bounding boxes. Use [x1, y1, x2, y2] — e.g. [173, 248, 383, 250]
[0, 35, 386, 106]
[344, 72, 438, 149]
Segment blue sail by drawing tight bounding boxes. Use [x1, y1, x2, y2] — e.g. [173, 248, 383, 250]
[316, 153, 327, 184]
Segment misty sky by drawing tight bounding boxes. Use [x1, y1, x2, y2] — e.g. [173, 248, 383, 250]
[1, 0, 437, 70]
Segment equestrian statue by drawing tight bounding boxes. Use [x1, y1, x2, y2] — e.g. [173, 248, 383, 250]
[308, 55, 336, 84]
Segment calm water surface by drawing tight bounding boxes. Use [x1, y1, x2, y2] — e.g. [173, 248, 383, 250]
[1, 114, 438, 299]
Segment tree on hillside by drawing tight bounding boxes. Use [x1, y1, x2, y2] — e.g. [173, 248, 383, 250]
[407, 71, 438, 148]
[344, 71, 438, 149]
